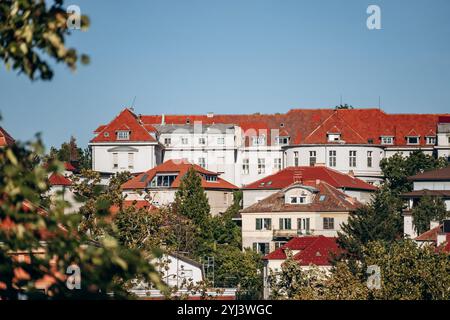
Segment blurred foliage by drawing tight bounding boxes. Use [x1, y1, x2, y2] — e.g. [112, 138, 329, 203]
[412, 195, 449, 235]
[0, 0, 90, 80]
[46, 136, 91, 171]
[0, 138, 164, 299]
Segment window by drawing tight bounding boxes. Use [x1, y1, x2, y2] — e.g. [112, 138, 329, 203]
[217, 137, 225, 145]
[198, 137, 206, 145]
[198, 157, 206, 168]
[128, 153, 134, 170]
[252, 135, 266, 146]
[367, 151, 373, 168]
[329, 150, 336, 167]
[349, 150, 357, 167]
[274, 158, 282, 170]
[294, 152, 299, 167]
[407, 136, 419, 145]
[274, 241, 287, 250]
[150, 174, 177, 187]
[323, 217, 335, 230]
[297, 218, 310, 234]
[181, 137, 189, 145]
[279, 218, 292, 230]
[328, 133, 341, 142]
[256, 218, 272, 231]
[289, 196, 306, 204]
[381, 136, 394, 145]
[253, 242, 270, 254]
[425, 136, 436, 145]
[112, 153, 118, 169]
[276, 137, 289, 145]
[204, 175, 217, 182]
[116, 131, 130, 140]
[258, 158, 265, 174]
[164, 138, 171, 146]
[309, 151, 317, 166]
[242, 158, 249, 175]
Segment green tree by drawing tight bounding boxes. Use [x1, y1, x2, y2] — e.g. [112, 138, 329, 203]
[412, 195, 449, 235]
[0, 138, 164, 299]
[363, 240, 450, 300]
[210, 190, 242, 248]
[337, 187, 404, 263]
[0, 0, 90, 81]
[174, 167, 212, 257]
[212, 245, 263, 299]
[380, 151, 448, 194]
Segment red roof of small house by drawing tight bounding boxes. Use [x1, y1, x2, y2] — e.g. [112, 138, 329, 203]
[241, 180, 362, 213]
[121, 159, 238, 190]
[90, 108, 157, 143]
[264, 235, 340, 266]
[48, 173, 72, 186]
[64, 162, 76, 171]
[94, 108, 449, 147]
[407, 166, 450, 181]
[0, 126, 15, 147]
[243, 166, 377, 191]
[415, 225, 442, 242]
[109, 200, 157, 215]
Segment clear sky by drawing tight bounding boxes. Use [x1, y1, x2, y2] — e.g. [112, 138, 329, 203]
[1, 0, 450, 149]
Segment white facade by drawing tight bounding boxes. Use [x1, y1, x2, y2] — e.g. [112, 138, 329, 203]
[91, 143, 161, 174]
[155, 254, 204, 288]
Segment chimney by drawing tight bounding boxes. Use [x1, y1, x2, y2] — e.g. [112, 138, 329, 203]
[161, 114, 165, 125]
[348, 170, 354, 177]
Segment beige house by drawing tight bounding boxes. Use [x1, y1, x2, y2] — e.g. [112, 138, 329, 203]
[240, 180, 361, 253]
[121, 159, 238, 215]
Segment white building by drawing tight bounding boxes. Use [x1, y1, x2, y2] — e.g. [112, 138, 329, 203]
[402, 166, 450, 238]
[90, 108, 450, 187]
[239, 180, 361, 253]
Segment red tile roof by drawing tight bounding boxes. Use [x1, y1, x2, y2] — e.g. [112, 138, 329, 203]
[109, 200, 157, 215]
[241, 180, 361, 213]
[264, 235, 340, 266]
[243, 166, 377, 191]
[0, 126, 15, 147]
[408, 166, 450, 181]
[415, 225, 441, 241]
[94, 108, 449, 147]
[91, 108, 157, 143]
[64, 162, 76, 171]
[48, 173, 72, 186]
[121, 159, 238, 190]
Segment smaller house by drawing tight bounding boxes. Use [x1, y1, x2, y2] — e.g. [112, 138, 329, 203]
[121, 159, 238, 215]
[402, 166, 450, 238]
[242, 164, 377, 208]
[240, 180, 361, 253]
[414, 220, 450, 252]
[46, 162, 81, 214]
[262, 235, 339, 299]
[0, 126, 14, 147]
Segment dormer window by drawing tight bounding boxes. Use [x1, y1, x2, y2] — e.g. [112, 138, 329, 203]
[149, 174, 177, 187]
[276, 136, 290, 145]
[381, 136, 394, 145]
[327, 133, 341, 142]
[204, 175, 217, 182]
[252, 135, 266, 146]
[289, 196, 306, 204]
[406, 136, 420, 145]
[117, 131, 130, 140]
[425, 136, 436, 145]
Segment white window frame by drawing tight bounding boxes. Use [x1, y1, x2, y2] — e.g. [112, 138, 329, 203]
[381, 136, 394, 145]
[406, 136, 420, 145]
[217, 137, 225, 145]
[425, 136, 436, 145]
[349, 150, 357, 168]
[198, 157, 206, 168]
[116, 131, 130, 140]
[309, 150, 317, 166]
[257, 158, 265, 174]
[367, 151, 373, 168]
[274, 158, 282, 170]
[128, 152, 134, 170]
[329, 150, 336, 167]
[242, 158, 249, 175]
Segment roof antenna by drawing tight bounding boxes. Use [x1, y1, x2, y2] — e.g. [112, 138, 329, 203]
[130, 96, 137, 111]
[340, 94, 343, 106]
[378, 96, 381, 109]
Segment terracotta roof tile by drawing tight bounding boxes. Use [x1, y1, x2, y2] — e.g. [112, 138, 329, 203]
[243, 166, 377, 191]
[48, 173, 72, 186]
[241, 180, 361, 213]
[0, 126, 15, 147]
[264, 235, 340, 266]
[121, 159, 238, 190]
[408, 166, 450, 181]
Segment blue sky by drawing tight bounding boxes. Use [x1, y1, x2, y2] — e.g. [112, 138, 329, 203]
[1, 0, 450, 148]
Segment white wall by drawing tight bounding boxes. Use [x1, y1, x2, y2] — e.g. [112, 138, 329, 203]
[91, 143, 159, 174]
[284, 145, 384, 184]
[153, 254, 203, 288]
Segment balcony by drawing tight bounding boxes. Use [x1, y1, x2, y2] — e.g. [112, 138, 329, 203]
[273, 229, 312, 239]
